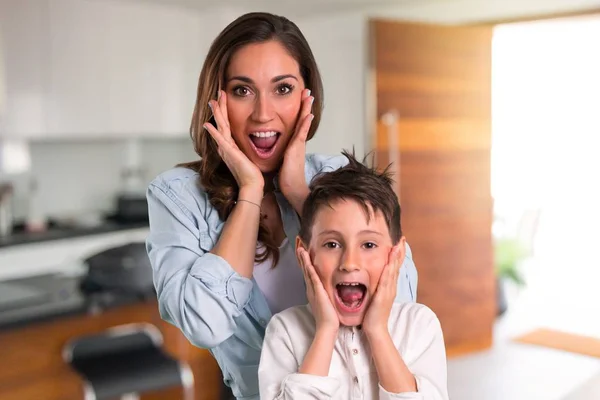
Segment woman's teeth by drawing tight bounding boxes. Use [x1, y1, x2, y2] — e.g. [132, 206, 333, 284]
[250, 131, 278, 138]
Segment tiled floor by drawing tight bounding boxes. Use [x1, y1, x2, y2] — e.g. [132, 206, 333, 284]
[446, 204, 600, 399]
[447, 326, 600, 400]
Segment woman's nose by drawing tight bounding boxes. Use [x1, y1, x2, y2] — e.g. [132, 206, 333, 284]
[251, 94, 275, 123]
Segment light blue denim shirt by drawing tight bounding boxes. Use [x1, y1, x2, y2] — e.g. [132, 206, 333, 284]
[146, 153, 418, 400]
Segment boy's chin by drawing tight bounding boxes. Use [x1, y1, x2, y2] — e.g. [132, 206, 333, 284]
[338, 313, 365, 328]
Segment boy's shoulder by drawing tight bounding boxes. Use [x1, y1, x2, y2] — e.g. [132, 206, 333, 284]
[389, 302, 441, 332]
[269, 304, 314, 331]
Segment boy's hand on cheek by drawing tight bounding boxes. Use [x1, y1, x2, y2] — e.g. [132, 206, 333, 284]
[363, 245, 402, 338]
[298, 248, 339, 334]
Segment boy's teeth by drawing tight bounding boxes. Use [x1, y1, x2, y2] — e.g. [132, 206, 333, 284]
[250, 131, 277, 138]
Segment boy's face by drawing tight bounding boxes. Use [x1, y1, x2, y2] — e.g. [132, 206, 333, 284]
[302, 199, 405, 327]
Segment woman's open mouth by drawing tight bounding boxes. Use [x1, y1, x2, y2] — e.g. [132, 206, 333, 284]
[249, 131, 281, 159]
[334, 282, 367, 313]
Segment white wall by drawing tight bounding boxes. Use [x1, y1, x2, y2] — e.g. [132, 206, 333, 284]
[4, 0, 600, 222]
[5, 137, 196, 221]
[296, 12, 368, 157]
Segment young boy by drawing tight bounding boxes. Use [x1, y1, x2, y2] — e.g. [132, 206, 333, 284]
[258, 152, 448, 400]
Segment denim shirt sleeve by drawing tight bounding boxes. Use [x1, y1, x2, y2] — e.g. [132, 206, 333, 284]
[397, 242, 418, 303]
[145, 174, 253, 349]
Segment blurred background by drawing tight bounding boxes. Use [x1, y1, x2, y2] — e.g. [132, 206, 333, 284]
[1, 0, 599, 399]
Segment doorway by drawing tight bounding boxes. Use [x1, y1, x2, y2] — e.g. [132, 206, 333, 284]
[491, 14, 600, 338]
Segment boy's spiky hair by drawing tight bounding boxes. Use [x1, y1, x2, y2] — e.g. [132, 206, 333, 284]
[299, 150, 402, 245]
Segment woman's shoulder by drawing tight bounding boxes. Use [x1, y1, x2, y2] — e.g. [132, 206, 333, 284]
[148, 166, 211, 213]
[150, 166, 200, 190]
[304, 153, 349, 180]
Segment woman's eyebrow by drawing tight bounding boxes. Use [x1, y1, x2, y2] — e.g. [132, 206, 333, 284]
[272, 74, 298, 82]
[227, 74, 299, 84]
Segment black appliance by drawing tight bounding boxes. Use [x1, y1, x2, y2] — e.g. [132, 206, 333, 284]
[113, 193, 148, 223]
[80, 242, 155, 297]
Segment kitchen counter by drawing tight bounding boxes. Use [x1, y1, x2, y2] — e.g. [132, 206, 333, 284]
[0, 218, 148, 249]
[0, 300, 223, 400]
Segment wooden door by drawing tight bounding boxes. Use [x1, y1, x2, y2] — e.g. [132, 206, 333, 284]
[369, 20, 495, 355]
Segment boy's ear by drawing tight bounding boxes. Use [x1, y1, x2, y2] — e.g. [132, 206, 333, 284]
[295, 236, 307, 252]
[295, 236, 308, 267]
[394, 236, 407, 264]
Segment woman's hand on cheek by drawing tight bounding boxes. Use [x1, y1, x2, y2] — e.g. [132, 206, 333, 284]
[298, 247, 339, 334]
[204, 91, 264, 194]
[362, 246, 402, 337]
[279, 89, 314, 213]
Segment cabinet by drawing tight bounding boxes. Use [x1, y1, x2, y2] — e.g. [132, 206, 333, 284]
[45, 0, 111, 136]
[104, 2, 201, 136]
[0, 0, 48, 138]
[1, 0, 204, 138]
[0, 300, 222, 400]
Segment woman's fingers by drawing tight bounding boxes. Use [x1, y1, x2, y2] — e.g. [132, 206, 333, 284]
[203, 121, 227, 149]
[293, 89, 313, 137]
[209, 96, 232, 142]
[217, 90, 230, 132]
[294, 113, 314, 145]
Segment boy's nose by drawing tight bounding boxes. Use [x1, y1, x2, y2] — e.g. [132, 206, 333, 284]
[251, 95, 275, 123]
[339, 249, 361, 272]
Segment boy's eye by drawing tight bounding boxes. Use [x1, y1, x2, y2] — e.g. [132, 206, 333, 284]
[232, 86, 251, 97]
[276, 83, 294, 95]
[324, 242, 340, 249]
[363, 242, 377, 250]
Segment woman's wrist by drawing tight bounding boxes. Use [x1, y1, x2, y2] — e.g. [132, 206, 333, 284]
[239, 185, 264, 205]
[282, 184, 310, 215]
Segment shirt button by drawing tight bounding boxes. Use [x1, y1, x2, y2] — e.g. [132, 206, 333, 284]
[260, 319, 266, 326]
[352, 349, 359, 355]
[353, 377, 359, 383]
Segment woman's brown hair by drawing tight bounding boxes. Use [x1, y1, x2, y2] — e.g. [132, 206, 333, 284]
[180, 12, 324, 265]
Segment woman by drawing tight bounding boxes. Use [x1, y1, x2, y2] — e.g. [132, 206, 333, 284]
[146, 12, 418, 400]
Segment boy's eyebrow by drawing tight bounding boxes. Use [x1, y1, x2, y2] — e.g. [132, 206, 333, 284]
[359, 230, 384, 236]
[317, 229, 341, 237]
[227, 74, 299, 84]
[317, 229, 384, 236]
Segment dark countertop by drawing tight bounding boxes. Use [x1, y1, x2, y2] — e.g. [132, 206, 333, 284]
[0, 217, 149, 249]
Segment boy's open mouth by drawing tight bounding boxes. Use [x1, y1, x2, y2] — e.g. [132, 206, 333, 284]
[249, 131, 281, 159]
[335, 282, 367, 313]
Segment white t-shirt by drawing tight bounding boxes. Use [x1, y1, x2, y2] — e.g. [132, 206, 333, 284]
[258, 302, 449, 400]
[253, 238, 307, 315]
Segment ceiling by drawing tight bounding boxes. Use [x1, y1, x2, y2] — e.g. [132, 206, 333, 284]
[114, 0, 600, 22]
[118, 0, 426, 19]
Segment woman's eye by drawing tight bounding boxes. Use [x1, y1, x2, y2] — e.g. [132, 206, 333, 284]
[232, 86, 251, 97]
[276, 83, 293, 95]
[363, 242, 377, 250]
[324, 242, 340, 249]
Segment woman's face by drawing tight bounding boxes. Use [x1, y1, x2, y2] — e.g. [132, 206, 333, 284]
[224, 40, 306, 174]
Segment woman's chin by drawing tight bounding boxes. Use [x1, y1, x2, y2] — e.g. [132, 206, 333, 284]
[255, 157, 283, 175]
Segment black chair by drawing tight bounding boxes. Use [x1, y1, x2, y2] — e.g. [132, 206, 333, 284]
[62, 323, 194, 400]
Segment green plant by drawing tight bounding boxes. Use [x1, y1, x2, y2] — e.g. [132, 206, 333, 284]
[494, 237, 528, 287]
